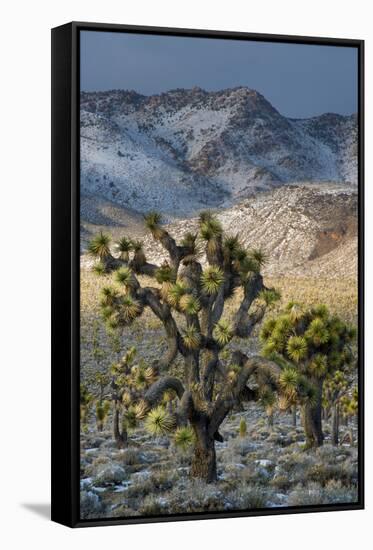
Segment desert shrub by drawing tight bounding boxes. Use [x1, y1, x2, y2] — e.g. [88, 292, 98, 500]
[288, 482, 324, 506]
[288, 480, 358, 506]
[225, 486, 267, 510]
[80, 490, 105, 519]
[270, 475, 292, 491]
[139, 495, 169, 516]
[306, 462, 356, 487]
[121, 447, 142, 466]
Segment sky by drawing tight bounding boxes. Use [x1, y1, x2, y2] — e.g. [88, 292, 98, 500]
[80, 30, 358, 119]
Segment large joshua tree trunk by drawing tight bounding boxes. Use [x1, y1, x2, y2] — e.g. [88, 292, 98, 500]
[302, 379, 324, 448]
[190, 420, 217, 483]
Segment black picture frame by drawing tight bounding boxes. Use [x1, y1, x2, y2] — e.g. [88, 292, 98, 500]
[51, 21, 365, 528]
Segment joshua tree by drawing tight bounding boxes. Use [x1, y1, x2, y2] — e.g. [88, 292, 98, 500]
[340, 386, 358, 428]
[109, 346, 159, 448]
[80, 383, 93, 433]
[89, 211, 283, 481]
[260, 303, 356, 448]
[323, 370, 351, 446]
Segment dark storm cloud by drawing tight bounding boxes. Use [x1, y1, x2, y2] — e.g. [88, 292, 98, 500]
[80, 30, 358, 118]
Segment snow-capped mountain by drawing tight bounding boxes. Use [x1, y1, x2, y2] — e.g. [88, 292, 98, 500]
[80, 87, 357, 215]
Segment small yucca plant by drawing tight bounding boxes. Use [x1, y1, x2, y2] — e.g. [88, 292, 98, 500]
[174, 426, 195, 451]
[88, 232, 111, 259]
[201, 266, 224, 294]
[131, 240, 147, 269]
[93, 261, 106, 276]
[239, 417, 247, 438]
[213, 319, 233, 346]
[115, 237, 132, 261]
[145, 406, 175, 436]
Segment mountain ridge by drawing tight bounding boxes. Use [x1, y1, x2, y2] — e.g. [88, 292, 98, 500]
[80, 86, 357, 215]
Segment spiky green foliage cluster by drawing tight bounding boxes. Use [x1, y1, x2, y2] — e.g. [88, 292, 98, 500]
[260, 303, 357, 392]
[144, 211, 165, 239]
[99, 285, 142, 328]
[182, 325, 201, 350]
[279, 367, 299, 400]
[201, 266, 224, 294]
[166, 280, 187, 308]
[287, 336, 308, 363]
[174, 426, 195, 451]
[115, 237, 132, 260]
[88, 232, 111, 259]
[223, 235, 241, 259]
[93, 262, 106, 276]
[179, 294, 201, 315]
[96, 400, 110, 423]
[213, 319, 233, 346]
[155, 263, 175, 284]
[199, 212, 222, 239]
[181, 232, 201, 263]
[115, 266, 135, 289]
[258, 288, 281, 307]
[340, 386, 358, 419]
[249, 248, 267, 268]
[145, 406, 176, 436]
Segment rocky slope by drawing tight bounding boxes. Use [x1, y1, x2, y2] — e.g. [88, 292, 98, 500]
[81, 183, 357, 280]
[80, 87, 357, 215]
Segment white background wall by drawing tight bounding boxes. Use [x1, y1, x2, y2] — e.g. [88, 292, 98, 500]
[0, 0, 371, 547]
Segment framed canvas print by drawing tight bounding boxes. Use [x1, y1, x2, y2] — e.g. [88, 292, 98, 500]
[51, 22, 364, 527]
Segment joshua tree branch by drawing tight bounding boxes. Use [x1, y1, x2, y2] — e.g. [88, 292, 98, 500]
[144, 376, 185, 408]
[233, 272, 264, 337]
[139, 287, 186, 367]
[209, 354, 281, 436]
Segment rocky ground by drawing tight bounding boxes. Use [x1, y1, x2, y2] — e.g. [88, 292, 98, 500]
[80, 406, 358, 520]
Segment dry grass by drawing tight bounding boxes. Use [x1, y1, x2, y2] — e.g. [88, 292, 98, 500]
[81, 268, 357, 324]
